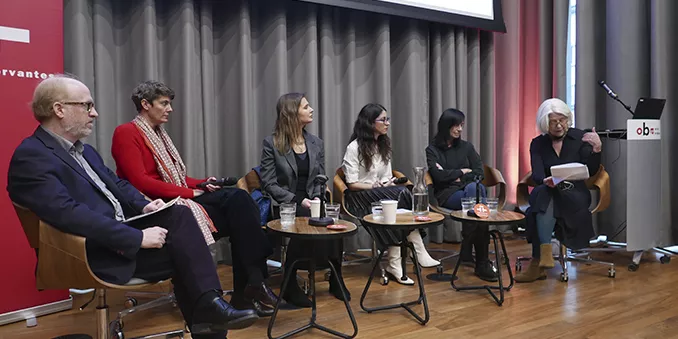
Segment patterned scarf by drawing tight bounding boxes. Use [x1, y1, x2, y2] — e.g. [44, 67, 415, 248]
[132, 115, 216, 245]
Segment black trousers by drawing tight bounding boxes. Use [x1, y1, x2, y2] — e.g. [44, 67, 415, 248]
[461, 223, 490, 262]
[129, 205, 224, 338]
[285, 202, 343, 270]
[193, 188, 274, 292]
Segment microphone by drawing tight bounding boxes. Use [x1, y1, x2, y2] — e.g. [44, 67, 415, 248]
[393, 177, 409, 185]
[598, 80, 618, 99]
[467, 175, 483, 217]
[597, 80, 635, 116]
[196, 177, 238, 188]
[308, 174, 333, 226]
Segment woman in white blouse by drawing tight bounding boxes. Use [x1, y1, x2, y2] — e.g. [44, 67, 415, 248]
[342, 103, 439, 285]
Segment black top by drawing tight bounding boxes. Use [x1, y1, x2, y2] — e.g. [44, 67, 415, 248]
[294, 150, 310, 205]
[425, 138, 484, 204]
[529, 128, 601, 185]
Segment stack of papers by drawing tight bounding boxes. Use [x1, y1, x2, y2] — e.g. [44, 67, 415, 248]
[123, 196, 180, 223]
[550, 163, 589, 184]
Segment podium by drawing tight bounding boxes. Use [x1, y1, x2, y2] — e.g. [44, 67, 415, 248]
[585, 119, 675, 271]
[626, 119, 662, 251]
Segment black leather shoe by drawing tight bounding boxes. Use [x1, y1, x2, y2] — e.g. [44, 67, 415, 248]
[474, 260, 499, 282]
[236, 282, 279, 317]
[191, 290, 259, 334]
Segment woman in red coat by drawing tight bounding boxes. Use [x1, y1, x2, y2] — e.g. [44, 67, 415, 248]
[112, 80, 277, 318]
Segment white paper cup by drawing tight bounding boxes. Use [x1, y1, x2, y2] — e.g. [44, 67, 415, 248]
[310, 200, 321, 218]
[381, 200, 398, 224]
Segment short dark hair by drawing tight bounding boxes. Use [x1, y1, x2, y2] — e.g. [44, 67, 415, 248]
[131, 81, 175, 112]
[433, 108, 466, 148]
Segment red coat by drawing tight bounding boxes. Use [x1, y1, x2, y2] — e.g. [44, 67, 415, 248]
[111, 122, 206, 199]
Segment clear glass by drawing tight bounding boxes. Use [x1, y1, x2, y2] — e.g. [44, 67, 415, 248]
[411, 166, 429, 216]
[461, 197, 475, 212]
[325, 203, 340, 222]
[485, 197, 499, 214]
[371, 202, 383, 220]
[280, 203, 296, 225]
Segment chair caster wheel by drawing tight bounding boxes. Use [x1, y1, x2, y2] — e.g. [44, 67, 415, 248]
[660, 255, 671, 264]
[628, 263, 639, 272]
[124, 297, 137, 308]
[436, 265, 444, 275]
[325, 271, 331, 281]
[380, 276, 389, 285]
[560, 273, 568, 282]
[609, 268, 616, 278]
[515, 262, 522, 272]
[109, 320, 124, 339]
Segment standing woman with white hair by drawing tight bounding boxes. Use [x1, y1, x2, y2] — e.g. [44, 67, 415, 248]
[515, 98, 603, 283]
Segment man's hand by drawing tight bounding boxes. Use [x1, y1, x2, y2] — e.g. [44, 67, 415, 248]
[142, 199, 165, 214]
[193, 189, 204, 198]
[461, 168, 472, 174]
[141, 227, 168, 249]
[544, 176, 556, 188]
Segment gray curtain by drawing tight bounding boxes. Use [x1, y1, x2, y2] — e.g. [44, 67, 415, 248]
[575, 0, 678, 245]
[494, 0, 569, 208]
[63, 0, 495, 252]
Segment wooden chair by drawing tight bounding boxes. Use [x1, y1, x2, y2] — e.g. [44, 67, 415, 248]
[425, 164, 508, 214]
[12, 202, 183, 339]
[514, 165, 616, 281]
[424, 165, 509, 269]
[333, 167, 411, 282]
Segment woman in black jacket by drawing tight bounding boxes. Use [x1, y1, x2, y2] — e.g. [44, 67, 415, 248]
[425, 108, 496, 282]
[515, 98, 602, 282]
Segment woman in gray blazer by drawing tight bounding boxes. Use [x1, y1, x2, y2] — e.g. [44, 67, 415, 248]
[260, 93, 348, 308]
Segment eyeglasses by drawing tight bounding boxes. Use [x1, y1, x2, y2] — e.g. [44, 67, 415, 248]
[548, 118, 568, 127]
[62, 102, 95, 113]
[375, 117, 390, 123]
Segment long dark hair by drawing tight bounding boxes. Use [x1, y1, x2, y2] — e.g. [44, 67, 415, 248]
[273, 93, 305, 154]
[349, 103, 392, 171]
[433, 108, 466, 148]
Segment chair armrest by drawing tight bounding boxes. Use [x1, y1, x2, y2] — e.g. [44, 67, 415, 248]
[587, 165, 611, 213]
[325, 187, 333, 204]
[483, 165, 507, 210]
[516, 172, 534, 213]
[392, 170, 413, 186]
[333, 174, 348, 204]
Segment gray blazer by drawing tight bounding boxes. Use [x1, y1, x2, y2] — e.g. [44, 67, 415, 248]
[260, 130, 325, 205]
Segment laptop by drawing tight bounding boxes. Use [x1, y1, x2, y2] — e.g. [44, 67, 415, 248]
[633, 97, 666, 119]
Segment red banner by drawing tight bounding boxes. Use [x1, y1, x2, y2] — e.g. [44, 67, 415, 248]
[0, 0, 69, 315]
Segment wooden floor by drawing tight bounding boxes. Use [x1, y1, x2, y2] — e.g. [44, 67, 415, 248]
[2, 237, 678, 339]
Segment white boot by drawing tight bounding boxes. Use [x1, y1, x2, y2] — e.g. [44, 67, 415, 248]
[385, 246, 414, 285]
[407, 229, 440, 268]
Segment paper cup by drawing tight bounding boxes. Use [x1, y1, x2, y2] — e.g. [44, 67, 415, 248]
[381, 200, 398, 224]
[310, 200, 321, 218]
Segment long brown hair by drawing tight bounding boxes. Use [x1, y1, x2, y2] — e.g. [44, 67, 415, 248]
[273, 93, 305, 154]
[349, 103, 391, 170]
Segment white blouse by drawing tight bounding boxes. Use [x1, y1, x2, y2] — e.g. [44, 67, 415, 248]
[341, 139, 392, 185]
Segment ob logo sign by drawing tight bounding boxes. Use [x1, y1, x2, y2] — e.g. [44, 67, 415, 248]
[635, 122, 659, 136]
[628, 120, 661, 140]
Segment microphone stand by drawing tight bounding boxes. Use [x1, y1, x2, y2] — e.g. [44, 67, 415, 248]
[612, 95, 635, 116]
[308, 178, 334, 226]
[466, 176, 482, 217]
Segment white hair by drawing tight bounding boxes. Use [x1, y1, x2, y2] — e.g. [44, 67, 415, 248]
[536, 98, 573, 134]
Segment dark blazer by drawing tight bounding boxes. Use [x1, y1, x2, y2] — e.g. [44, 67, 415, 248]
[526, 127, 602, 249]
[259, 130, 325, 205]
[7, 127, 150, 284]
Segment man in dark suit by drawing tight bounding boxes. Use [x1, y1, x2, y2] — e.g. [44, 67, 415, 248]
[6, 75, 257, 338]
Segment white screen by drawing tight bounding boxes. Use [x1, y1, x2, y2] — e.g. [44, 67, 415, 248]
[377, 0, 494, 20]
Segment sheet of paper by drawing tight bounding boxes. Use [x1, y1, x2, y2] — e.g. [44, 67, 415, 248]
[123, 196, 180, 223]
[550, 163, 589, 185]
